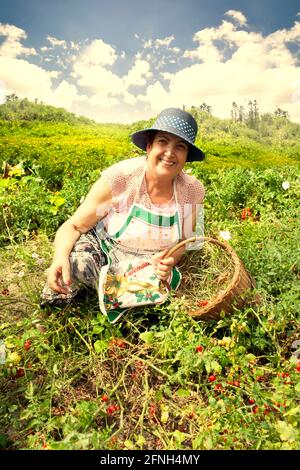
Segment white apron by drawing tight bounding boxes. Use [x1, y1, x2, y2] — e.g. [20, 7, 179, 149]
[96, 165, 182, 323]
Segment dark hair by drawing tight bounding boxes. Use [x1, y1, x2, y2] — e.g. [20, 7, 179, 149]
[146, 130, 157, 146]
[146, 129, 190, 153]
[131, 107, 205, 161]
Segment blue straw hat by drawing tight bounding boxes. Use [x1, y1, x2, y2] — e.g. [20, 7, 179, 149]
[131, 107, 205, 162]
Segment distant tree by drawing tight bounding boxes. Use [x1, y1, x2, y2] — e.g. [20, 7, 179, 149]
[190, 106, 197, 120]
[274, 107, 289, 119]
[199, 102, 212, 114]
[231, 101, 239, 121]
[253, 100, 259, 124]
[0, 96, 95, 124]
[5, 93, 18, 102]
[247, 100, 254, 127]
[238, 105, 245, 123]
[247, 99, 259, 129]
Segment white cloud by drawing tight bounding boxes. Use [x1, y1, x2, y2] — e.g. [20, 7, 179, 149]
[121, 91, 137, 105]
[70, 41, 80, 51]
[81, 39, 117, 65]
[47, 35, 67, 48]
[0, 56, 52, 99]
[48, 80, 87, 109]
[225, 10, 247, 26]
[155, 35, 175, 48]
[1, 15, 300, 124]
[0, 55, 85, 113]
[162, 13, 300, 123]
[72, 46, 150, 112]
[143, 39, 152, 49]
[143, 35, 176, 51]
[48, 70, 61, 78]
[124, 58, 152, 87]
[0, 23, 36, 57]
[160, 72, 173, 81]
[73, 61, 123, 94]
[137, 81, 175, 111]
[183, 43, 222, 62]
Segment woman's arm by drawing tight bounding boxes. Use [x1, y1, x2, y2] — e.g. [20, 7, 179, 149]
[154, 204, 199, 281]
[47, 177, 112, 293]
[153, 245, 185, 281]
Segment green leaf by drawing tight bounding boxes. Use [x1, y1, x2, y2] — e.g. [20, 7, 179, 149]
[160, 404, 169, 424]
[284, 406, 300, 417]
[210, 360, 222, 374]
[245, 353, 256, 362]
[25, 381, 35, 401]
[294, 382, 300, 394]
[176, 388, 190, 398]
[163, 386, 173, 398]
[92, 325, 104, 335]
[135, 434, 146, 448]
[49, 206, 58, 215]
[139, 331, 154, 344]
[203, 435, 213, 450]
[94, 340, 107, 353]
[124, 439, 135, 450]
[0, 434, 8, 449]
[172, 430, 187, 444]
[275, 420, 298, 442]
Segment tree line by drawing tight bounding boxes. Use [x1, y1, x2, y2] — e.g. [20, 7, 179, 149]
[0, 94, 293, 132]
[0, 94, 93, 125]
[188, 100, 290, 130]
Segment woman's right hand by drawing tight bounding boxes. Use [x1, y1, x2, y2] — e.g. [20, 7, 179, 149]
[47, 258, 72, 294]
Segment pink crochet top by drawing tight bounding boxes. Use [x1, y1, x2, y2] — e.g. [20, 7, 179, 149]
[101, 156, 205, 238]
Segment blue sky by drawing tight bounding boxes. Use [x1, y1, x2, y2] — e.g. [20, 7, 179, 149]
[0, 0, 300, 122]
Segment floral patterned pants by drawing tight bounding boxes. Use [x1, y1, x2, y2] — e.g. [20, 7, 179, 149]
[40, 228, 107, 305]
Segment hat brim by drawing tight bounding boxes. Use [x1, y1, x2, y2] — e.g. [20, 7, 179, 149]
[131, 128, 205, 162]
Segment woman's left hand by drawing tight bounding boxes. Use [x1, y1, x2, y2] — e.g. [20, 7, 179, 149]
[151, 249, 175, 281]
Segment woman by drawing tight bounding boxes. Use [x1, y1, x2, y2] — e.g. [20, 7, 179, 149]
[41, 108, 205, 323]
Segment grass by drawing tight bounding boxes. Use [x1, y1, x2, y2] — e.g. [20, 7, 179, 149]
[0, 116, 299, 449]
[1, 186, 299, 450]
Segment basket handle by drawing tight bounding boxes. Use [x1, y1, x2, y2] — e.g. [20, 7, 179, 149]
[162, 236, 238, 292]
[165, 236, 237, 259]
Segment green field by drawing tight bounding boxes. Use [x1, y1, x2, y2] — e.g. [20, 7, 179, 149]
[0, 101, 299, 450]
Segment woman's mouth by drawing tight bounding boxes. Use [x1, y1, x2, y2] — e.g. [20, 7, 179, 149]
[159, 158, 176, 167]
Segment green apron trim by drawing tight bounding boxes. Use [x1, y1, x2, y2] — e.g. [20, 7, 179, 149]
[111, 205, 180, 240]
[107, 308, 126, 323]
[98, 179, 182, 323]
[105, 266, 182, 323]
[170, 266, 181, 290]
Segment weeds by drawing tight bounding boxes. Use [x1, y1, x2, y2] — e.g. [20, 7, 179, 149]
[0, 130, 299, 450]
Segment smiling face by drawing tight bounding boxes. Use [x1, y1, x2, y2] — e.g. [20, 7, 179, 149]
[146, 131, 189, 180]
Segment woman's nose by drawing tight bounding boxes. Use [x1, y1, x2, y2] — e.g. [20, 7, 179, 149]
[164, 145, 174, 156]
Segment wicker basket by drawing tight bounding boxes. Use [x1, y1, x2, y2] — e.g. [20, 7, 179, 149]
[166, 236, 256, 321]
